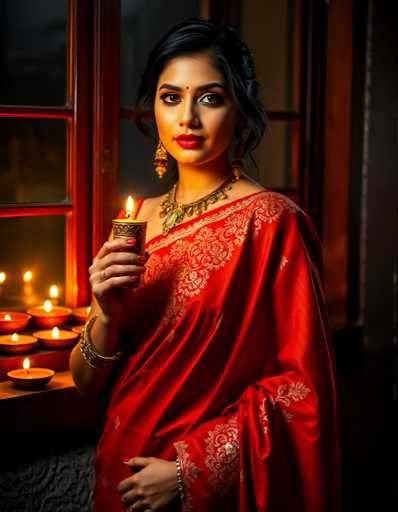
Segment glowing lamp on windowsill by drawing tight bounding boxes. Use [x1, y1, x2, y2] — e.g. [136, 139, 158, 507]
[7, 357, 55, 390]
[0, 311, 31, 334]
[34, 325, 78, 350]
[0, 331, 38, 354]
[27, 300, 71, 328]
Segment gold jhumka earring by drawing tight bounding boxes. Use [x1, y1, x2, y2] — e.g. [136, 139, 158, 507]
[154, 140, 168, 179]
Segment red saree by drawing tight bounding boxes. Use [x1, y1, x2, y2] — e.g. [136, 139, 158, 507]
[94, 190, 340, 511]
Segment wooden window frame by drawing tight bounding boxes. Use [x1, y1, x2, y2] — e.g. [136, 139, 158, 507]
[0, 0, 91, 307]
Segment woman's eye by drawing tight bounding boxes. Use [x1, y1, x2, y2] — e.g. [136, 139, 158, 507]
[160, 93, 181, 104]
[199, 93, 223, 105]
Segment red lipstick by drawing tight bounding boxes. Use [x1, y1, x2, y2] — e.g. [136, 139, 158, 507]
[175, 134, 204, 149]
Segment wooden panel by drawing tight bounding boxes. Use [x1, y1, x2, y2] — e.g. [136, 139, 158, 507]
[66, 0, 91, 306]
[0, 106, 73, 118]
[322, 0, 353, 326]
[92, 0, 121, 257]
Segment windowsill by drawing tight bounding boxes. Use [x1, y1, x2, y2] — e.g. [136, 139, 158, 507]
[0, 370, 104, 435]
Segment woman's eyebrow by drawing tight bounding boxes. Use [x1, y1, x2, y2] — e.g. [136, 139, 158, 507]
[158, 82, 226, 92]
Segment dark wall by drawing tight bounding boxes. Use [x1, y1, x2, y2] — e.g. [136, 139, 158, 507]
[339, 1, 398, 510]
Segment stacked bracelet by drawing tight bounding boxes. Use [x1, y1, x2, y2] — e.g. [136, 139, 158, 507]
[79, 315, 123, 370]
[175, 456, 185, 501]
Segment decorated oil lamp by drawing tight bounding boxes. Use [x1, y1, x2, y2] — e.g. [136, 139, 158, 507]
[112, 196, 147, 288]
[112, 196, 147, 254]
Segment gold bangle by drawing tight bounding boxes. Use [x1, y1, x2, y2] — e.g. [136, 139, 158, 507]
[79, 315, 123, 370]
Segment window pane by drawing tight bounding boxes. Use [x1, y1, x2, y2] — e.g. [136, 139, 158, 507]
[247, 122, 296, 189]
[0, 119, 67, 204]
[0, 0, 67, 106]
[121, 0, 200, 107]
[0, 216, 65, 309]
[241, 0, 298, 111]
[120, 120, 172, 198]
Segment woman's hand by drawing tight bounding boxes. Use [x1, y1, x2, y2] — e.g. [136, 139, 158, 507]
[117, 457, 178, 511]
[89, 238, 147, 320]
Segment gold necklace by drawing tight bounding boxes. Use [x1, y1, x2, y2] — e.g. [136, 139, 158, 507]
[159, 171, 241, 233]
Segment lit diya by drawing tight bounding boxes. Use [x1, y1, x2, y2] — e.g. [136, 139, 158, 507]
[72, 325, 84, 334]
[0, 332, 38, 354]
[7, 357, 54, 390]
[0, 311, 31, 334]
[72, 306, 91, 324]
[112, 196, 147, 289]
[33, 326, 78, 350]
[27, 300, 71, 328]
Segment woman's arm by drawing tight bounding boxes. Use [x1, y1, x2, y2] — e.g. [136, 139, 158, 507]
[69, 297, 123, 400]
[70, 237, 147, 400]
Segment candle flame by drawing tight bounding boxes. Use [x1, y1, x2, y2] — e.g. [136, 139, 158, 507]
[0, 272, 6, 284]
[4, 314, 12, 321]
[86, 306, 91, 315]
[44, 300, 53, 313]
[23, 270, 33, 283]
[126, 196, 134, 218]
[49, 285, 59, 299]
[11, 333, 19, 342]
[52, 326, 60, 339]
[23, 358, 30, 370]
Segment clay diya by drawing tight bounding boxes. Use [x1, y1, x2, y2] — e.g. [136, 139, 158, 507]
[27, 300, 71, 328]
[7, 357, 54, 390]
[0, 311, 31, 334]
[0, 332, 38, 354]
[34, 326, 79, 350]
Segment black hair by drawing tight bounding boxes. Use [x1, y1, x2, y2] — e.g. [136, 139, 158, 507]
[135, 18, 266, 161]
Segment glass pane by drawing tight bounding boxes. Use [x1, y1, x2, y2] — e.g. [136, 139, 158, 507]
[0, 118, 67, 204]
[247, 122, 295, 189]
[0, 0, 67, 106]
[241, 0, 297, 111]
[120, 120, 172, 198]
[0, 216, 66, 310]
[121, 0, 200, 107]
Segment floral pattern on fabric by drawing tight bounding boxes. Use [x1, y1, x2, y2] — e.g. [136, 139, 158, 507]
[144, 192, 299, 324]
[270, 381, 311, 421]
[204, 415, 240, 494]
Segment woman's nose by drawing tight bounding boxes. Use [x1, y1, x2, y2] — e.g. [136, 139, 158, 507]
[178, 100, 201, 128]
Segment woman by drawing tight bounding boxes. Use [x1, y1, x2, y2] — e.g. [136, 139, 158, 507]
[70, 19, 340, 512]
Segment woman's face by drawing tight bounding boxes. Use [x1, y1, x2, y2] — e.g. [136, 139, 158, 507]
[154, 51, 239, 168]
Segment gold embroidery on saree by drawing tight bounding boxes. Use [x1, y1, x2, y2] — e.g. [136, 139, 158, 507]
[144, 192, 299, 325]
[204, 415, 240, 494]
[174, 441, 201, 512]
[270, 381, 311, 421]
[259, 399, 270, 434]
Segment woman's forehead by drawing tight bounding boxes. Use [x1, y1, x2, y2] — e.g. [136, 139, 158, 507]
[157, 52, 224, 89]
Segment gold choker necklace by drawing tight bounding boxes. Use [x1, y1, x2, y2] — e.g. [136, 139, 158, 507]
[160, 172, 241, 233]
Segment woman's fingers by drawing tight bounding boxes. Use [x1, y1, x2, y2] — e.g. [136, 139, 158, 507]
[92, 275, 139, 298]
[96, 238, 135, 260]
[102, 264, 146, 279]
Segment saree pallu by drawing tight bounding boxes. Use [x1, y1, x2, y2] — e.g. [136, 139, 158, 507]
[94, 190, 340, 511]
